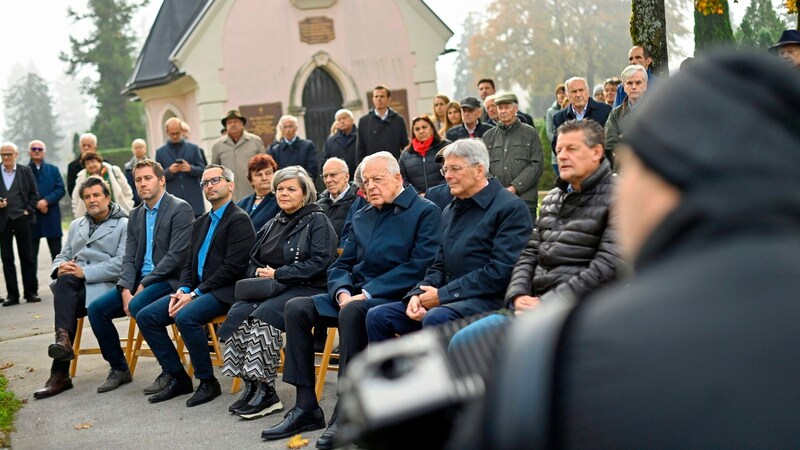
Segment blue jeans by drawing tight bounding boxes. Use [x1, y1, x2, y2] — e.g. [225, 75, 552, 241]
[447, 313, 511, 355]
[366, 301, 462, 342]
[136, 292, 229, 380]
[87, 281, 173, 371]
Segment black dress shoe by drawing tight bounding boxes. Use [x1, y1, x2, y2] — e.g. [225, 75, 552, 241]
[33, 371, 73, 399]
[234, 381, 283, 419]
[25, 293, 42, 303]
[147, 377, 194, 404]
[143, 373, 173, 395]
[185, 378, 222, 407]
[229, 379, 258, 413]
[316, 418, 342, 450]
[261, 406, 325, 440]
[2, 297, 19, 307]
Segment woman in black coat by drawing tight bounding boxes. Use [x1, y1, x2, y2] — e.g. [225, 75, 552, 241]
[398, 115, 450, 195]
[219, 166, 337, 420]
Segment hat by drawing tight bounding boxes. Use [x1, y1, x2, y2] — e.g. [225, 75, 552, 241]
[221, 109, 247, 127]
[494, 92, 518, 105]
[460, 96, 481, 110]
[769, 29, 800, 53]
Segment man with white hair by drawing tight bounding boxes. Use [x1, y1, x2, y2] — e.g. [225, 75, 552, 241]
[323, 109, 358, 179]
[28, 140, 66, 261]
[67, 133, 98, 197]
[605, 64, 649, 162]
[268, 115, 320, 180]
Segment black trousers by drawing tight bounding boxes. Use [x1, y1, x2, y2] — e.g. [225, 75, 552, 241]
[0, 215, 38, 298]
[282, 297, 368, 389]
[32, 236, 62, 262]
[51, 274, 86, 374]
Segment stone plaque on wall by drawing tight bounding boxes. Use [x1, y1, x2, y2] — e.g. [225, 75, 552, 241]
[239, 102, 282, 146]
[299, 16, 335, 44]
[367, 88, 410, 131]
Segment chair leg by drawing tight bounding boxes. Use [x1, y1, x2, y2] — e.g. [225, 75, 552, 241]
[129, 329, 145, 377]
[315, 328, 337, 401]
[231, 377, 241, 395]
[69, 317, 85, 378]
[124, 317, 136, 364]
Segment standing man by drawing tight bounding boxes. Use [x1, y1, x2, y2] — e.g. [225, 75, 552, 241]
[605, 65, 649, 163]
[67, 133, 98, 198]
[446, 97, 494, 142]
[28, 140, 65, 261]
[613, 45, 658, 107]
[268, 115, 320, 180]
[552, 77, 613, 169]
[477, 78, 496, 123]
[482, 93, 544, 220]
[87, 159, 194, 394]
[125, 138, 148, 207]
[138, 164, 254, 407]
[212, 110, 266, 202]
[356, 86, 409, 161]
[33, 177, 128, 399]
[0, 142, 40, 306]
[156, 117, 207, 218]
[322, 109, 358, 179]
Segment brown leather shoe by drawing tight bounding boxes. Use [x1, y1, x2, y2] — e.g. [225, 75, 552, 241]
[33, 371, 73, 399]
[48, 329, 74, 361]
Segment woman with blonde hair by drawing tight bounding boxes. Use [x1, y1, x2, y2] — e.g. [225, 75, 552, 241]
[431, 94, 450, 131]
[439, 101, 463, 139]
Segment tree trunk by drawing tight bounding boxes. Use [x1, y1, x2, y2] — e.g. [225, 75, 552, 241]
[694, 0, 735, 53]
[631, 0, 669, 76]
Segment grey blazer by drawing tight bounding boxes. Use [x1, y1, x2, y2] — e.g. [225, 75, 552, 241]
[117, 192, 194, 292]
[51, 206, 128, 305]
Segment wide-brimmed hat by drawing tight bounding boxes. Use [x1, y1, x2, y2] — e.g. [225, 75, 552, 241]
[221, 109, 247, 127]
[769, 29, 800, 53]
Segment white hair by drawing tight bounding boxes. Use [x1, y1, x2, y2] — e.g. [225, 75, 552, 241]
[621, 64, 649, 83]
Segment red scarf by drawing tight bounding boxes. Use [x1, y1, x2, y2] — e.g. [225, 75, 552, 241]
[412, 136, 434, 157]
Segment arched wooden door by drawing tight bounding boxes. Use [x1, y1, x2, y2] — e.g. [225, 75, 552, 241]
[302, 68, 344, 171]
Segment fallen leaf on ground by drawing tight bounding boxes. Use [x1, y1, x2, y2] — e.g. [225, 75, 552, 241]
[21, 399, 28, 404]
[74, 423, 93, 430]
[27, 367, 34, 372]
[0, 362, 13, 370]
[287, 434, 309, 448]
[33, 314, 42, 319]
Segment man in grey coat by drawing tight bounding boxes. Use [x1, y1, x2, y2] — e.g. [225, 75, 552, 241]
[87, 159, 194, 394]
[34, 176, 129, 399]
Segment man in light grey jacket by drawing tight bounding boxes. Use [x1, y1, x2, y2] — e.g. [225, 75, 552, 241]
[34, 176, 129, 399]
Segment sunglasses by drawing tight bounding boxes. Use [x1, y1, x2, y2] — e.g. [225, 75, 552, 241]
[30, 147, 45, 152]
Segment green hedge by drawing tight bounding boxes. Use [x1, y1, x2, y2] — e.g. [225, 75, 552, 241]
[0, 374, 21, 447]
[534, 118, 557, 191]
[97, 147, 132, 168]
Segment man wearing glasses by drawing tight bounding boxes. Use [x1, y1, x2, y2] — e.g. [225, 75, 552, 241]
[0, 142, 40, 306]
[136, 164, 254, 407]
[28, 140, 66, 262]
[316, 157, 358, 239]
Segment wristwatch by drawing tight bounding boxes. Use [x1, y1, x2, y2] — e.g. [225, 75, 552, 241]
[189, 291, 198, 300]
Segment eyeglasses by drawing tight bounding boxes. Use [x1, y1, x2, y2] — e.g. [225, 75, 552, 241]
[30, 147, 45, 152]
[321, 171, 345, 180]
[440, 163, 478, 176]
[0, 153, 14, 158]
[200, 176, 228, 188]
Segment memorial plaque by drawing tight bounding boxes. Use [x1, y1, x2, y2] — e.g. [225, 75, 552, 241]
[299, 16, 335, 44]
[366, 88, 410, 131]
[239, 102, 282, 146]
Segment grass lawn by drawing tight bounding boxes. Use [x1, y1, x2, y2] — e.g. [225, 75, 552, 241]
[0, 374, 22, 447]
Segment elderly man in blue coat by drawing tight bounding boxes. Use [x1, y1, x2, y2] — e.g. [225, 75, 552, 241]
[260, 151, 442, 448]
[268, 115, 320, 180]
[366, 138, 533, 341]
[28, 140, 65, 261]
[155, 117, 207, 218]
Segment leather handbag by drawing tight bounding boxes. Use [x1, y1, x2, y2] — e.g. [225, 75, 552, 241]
[235, 277, 287, 301]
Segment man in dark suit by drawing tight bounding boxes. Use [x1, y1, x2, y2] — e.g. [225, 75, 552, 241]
[28, 140, 66, 261]
[67, 133, 98, 198]
[155, 117, 207, 218]
[137, 164, 255, 407]
[0, 142, 40, 306]
[356, 86, 409, 161]
[87, 159, 194, 394]
[446, 97, 494, 142]
[551, 77, 613, 169]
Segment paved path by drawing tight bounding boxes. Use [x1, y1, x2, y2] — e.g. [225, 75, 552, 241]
[1, 244, 337, 449]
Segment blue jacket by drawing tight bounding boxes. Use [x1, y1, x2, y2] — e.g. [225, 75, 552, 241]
[29, 161, 65, 238]
[268, 138, 320, 180]
[424, 183, 454, 211]
[551, 98, 612, 150]
[237, 192, 279, 232]
[314, 186, 442, 317]
[155, 140, 207, 216]
[406, 179, 533, 317]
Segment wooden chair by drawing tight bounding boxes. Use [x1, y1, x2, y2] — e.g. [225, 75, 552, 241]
[128, 317, 186, 377]
[314, 327, 339, 401]
[70, 316, 135, 378]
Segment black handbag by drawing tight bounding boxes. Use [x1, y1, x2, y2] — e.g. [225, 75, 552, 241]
[234, 277, 287, 301]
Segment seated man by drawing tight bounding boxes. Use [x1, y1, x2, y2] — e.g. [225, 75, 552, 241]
[448, 119, 622, 353]
[317, 157, 359, 240]
[366, 139, 532, 341]
[260, 151, 442, 448]
[138, 164, 255, 407]
[88, 160, 194, 394]
[33, 177, 129, 399]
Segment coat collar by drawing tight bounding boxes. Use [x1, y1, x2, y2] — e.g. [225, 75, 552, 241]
[462, 178, 503, 209]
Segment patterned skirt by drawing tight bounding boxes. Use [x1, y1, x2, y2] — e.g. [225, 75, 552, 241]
[222, 317, 283, 382]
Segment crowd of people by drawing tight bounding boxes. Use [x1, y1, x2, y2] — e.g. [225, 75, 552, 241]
[1, 30, 799, 449]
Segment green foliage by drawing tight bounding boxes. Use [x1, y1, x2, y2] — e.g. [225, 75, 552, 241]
[631, 0, 669, 74]
[99, 146, 133, 168]
[695, 0, 736, 51]
[535, 118, 557, 191]
[736, 0, 788, 48]
[60, 0, 147, 148]
[2, 73, 63, 164]
[0, 374, 22, 447]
